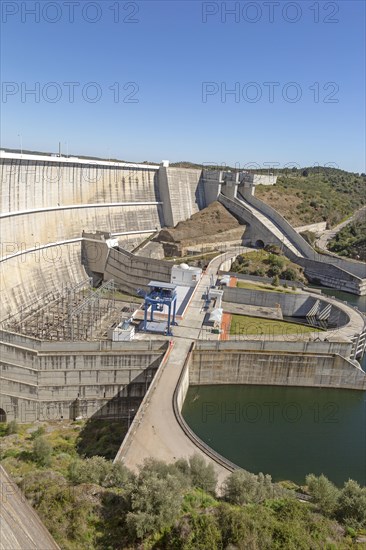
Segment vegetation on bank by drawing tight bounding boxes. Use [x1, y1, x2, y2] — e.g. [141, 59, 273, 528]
[229, 315, 322, 337]
[328, 213, 366, 261]
[230, 247, 307, 284]
[1, 420, 365, 549]
[236, 281, 296, 293]
[255, 168, 366, 228]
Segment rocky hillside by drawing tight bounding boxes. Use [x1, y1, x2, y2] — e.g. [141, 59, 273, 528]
[157, 201, 244, 243]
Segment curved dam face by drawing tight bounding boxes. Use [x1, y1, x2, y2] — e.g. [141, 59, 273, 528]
[0, 152, 208, 320]
[0, 153, 163, 320]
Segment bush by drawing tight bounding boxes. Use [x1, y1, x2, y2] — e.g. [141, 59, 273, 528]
[30, 426, 46, 440]
[268, 254, 285, 269]
[33, 436, 53, 466]
[336, 479, 366, 528]
[126, 471, 184, 539]
[189, 454, 217, 495]
[281, 268, 297, 281]
[253, 267, 265, 276]
[69, 456, 111, 486]
[223, 470, 277, 505]
[268, 265, 281, 277]
[272, 275, 280, 287]
[6, 420, 18, 435]
[306, 474, 340, 516]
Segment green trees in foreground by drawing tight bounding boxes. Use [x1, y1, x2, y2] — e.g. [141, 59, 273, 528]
[306, 474, 366, 529]
[17, 452, 366, 549]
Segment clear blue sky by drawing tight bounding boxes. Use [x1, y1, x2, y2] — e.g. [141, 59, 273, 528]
[1, 0, 365, 172]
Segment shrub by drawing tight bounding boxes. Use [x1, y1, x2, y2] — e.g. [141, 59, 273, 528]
[30, 426, 46, 440]
[126, 472, 184, 539]
[189, 454, 217, 495]
[272, 275, 280, 287]
[68, 456, 112, 486]
[6, 420, 18, 435]
[223, 470, 277, 505]
[336, 479, 366, 528]
[306, 474, 340, 516]
[33, 436, 53, 466]
[268, 254, 285, 269]
[281, 268, 297, 281]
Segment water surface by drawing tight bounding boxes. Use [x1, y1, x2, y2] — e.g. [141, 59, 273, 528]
[183, 286, 366, 486]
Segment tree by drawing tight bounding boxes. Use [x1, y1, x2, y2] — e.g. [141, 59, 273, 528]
[223, 470, 258, 505]
[126, 472, 184, 539]
[306, 474, 340, 516]
[68, 456, 113, 486]
[223, 470, 276, 505]
[189, 454, 217, 495]
[336, 479, 366, 528]
[33, 436, 53, 466]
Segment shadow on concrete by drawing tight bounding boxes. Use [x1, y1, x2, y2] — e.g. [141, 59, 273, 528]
[76, 367, 157, 460]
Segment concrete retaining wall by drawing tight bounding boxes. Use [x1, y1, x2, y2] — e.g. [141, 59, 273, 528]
[223, 287, 350, 327]
[219, 192, 365, 295]
[190, 348, 366, 390]
[196, 339, 353, 358]
[240, 186, 366, 280]
[0, 331, 169, 422]
[104, 246, 172, 295]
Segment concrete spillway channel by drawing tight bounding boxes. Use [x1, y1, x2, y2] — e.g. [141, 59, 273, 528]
[218, 189, 366, 295]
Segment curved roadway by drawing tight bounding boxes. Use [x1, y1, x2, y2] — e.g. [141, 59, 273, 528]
[115, 251, 242, 486]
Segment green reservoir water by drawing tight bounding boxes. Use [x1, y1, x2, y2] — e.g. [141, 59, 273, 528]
[182, 288, 366, 486]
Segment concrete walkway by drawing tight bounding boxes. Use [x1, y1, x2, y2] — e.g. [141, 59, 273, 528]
[116, 251, 243, 486]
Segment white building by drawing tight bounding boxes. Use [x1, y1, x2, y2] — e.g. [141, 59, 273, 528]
[171, 263, 202, 287]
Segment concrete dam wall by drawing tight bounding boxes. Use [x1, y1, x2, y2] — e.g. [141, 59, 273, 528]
[190, 346, 366, 391]
[0, 329, 169, 422]
[0, 154, 211, 319]
[0, 153, 164, 319]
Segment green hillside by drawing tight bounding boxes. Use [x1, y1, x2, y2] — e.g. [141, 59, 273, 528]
[328, 212, 366, 261]
[255, 168, 366, 228]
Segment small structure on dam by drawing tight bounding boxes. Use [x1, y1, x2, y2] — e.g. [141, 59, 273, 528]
[138, 281, 178, 336]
